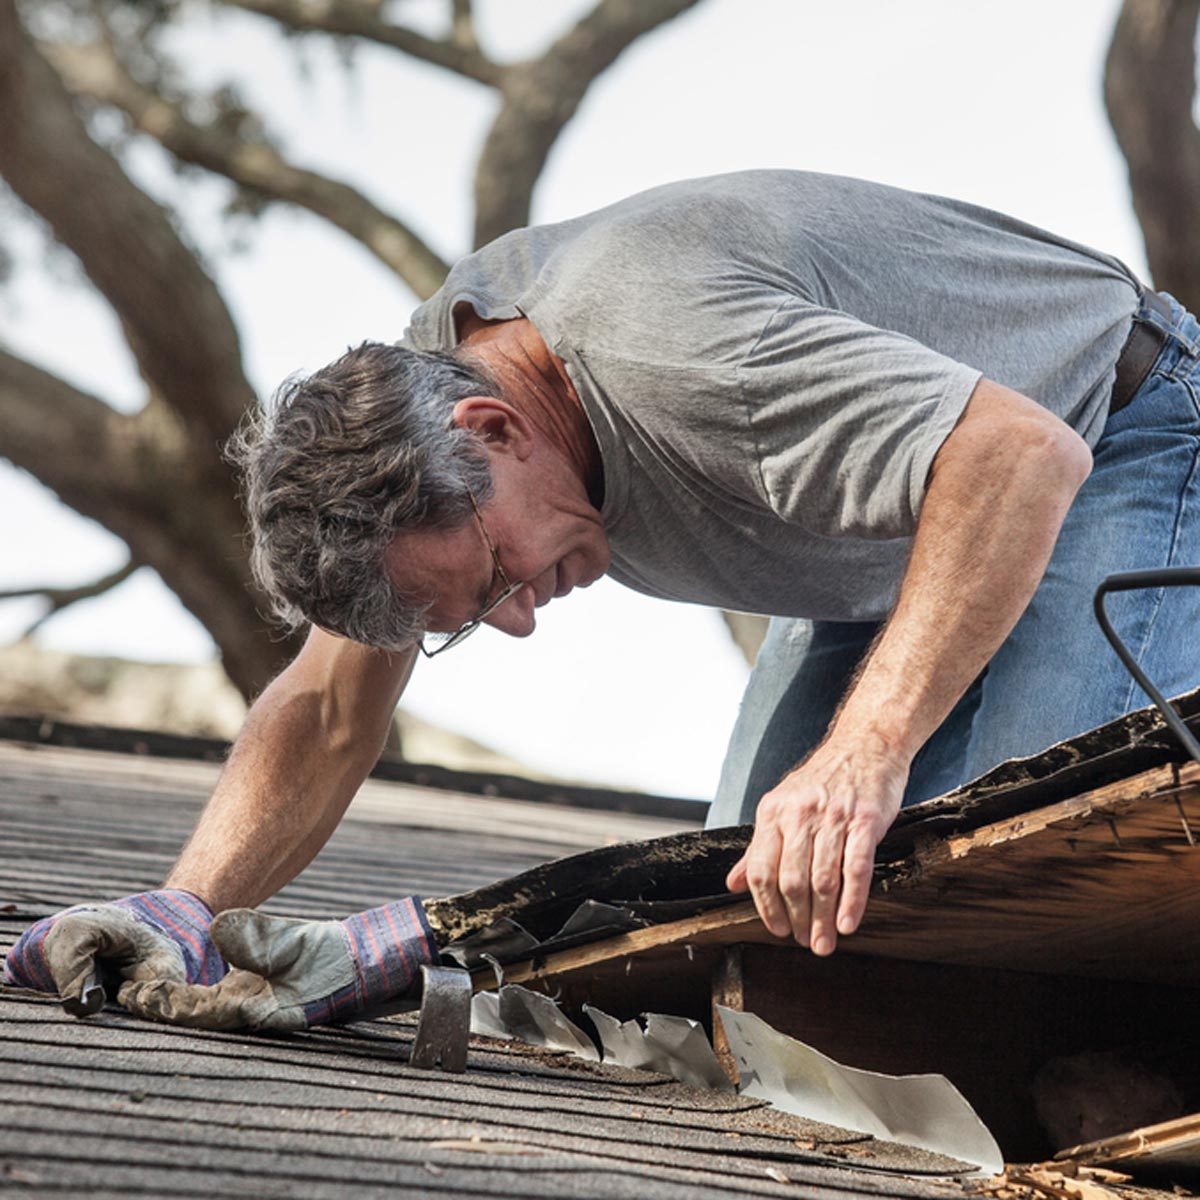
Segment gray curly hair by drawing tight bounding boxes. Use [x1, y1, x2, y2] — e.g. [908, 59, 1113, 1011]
[227, 341, 496, 649]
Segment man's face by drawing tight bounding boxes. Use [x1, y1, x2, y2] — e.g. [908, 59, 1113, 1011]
[384, 448, 610, 640]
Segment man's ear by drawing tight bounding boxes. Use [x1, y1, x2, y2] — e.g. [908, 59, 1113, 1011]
[450, 397, 534, 457]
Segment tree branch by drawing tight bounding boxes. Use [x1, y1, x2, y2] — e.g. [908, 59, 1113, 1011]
[450, 0, 479, 54]
[0, 345, 148, 516]
[472, 0, 702, 248]
[0, 0, 255, 448]
[0, 345, 218, 545]
[43, 37, 450, 300]
[0, 559, 139, 638]
[1105, 0, 1200, 310]
[0, 344, 298, 698]
[219, 0, 504, 86]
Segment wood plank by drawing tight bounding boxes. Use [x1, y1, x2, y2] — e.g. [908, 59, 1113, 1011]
[474, 901, 759, 991]
[914, 762, 1193, 864]
[1057, 1113, 1200, 1171]
[847, 765, 1200, 983]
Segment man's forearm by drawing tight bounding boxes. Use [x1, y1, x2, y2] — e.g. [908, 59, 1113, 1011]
[832, 381, 1093, 760]
[163, 693, 380, 910]
[166, 635, 415, 911]
[727, 378, 1094, 954]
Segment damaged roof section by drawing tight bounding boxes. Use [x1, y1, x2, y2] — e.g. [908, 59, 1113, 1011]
[2, 989, 984, 1199]
[427, 691, 1200, 987]
[6, 693, 1200, 1193]
[1, 734, 992, 1199]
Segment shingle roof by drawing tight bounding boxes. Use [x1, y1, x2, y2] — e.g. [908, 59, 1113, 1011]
[0, 735, 989, 1199]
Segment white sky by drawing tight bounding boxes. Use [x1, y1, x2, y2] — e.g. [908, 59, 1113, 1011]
[0, 0, 1143, 799]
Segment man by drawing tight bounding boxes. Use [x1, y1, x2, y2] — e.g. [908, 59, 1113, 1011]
[9, 170, 1200, 1017]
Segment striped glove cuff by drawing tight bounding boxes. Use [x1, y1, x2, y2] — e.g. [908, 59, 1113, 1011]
[302, 897, 438, 1026]
[112, 890, 227, 985]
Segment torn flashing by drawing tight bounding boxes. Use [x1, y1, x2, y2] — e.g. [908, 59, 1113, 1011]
[461, 981, 999, 1175]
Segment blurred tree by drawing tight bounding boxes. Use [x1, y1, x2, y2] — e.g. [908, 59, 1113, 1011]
[5, 0, 1185, 697]
[0, 0, 700, 700]
[1105, 0, 1200, 314]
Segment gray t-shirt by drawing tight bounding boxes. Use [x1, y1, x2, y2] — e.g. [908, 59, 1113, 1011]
[403, 171, 1140, 621]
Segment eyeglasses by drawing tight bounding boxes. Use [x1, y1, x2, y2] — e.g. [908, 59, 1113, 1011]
[417, 488, 525, 658]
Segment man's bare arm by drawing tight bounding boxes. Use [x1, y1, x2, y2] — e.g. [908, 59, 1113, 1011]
[728, 377, 1094, 953]
[165, 627, 416, 911]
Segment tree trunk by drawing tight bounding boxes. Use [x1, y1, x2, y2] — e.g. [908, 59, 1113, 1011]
[1105, 0, 1200, 311]
[0, 0, 299, 699]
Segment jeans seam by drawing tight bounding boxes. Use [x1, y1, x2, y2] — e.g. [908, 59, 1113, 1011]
[1157, 326, 1200, 358]
[1169, 351, 1200, 382]
[1182, 373, 1200, 423]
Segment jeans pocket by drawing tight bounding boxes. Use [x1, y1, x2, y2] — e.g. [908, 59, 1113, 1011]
[1134, 361, 1200, 432]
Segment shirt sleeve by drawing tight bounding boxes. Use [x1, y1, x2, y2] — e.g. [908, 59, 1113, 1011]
[737, 299, 983, 540]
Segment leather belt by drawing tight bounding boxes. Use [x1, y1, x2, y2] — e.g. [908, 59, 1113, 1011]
[1109, 290, 1173, 416]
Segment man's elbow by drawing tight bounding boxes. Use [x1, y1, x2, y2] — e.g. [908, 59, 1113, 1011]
[956, 413, 1091, 549]
[1036, 417, 1094, 496]
[935, 379, 1093, 501]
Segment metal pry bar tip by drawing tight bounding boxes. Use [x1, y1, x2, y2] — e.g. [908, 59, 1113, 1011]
[410, 963, 472, 1073]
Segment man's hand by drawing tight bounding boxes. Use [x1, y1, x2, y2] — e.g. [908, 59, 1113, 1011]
[725, 737, 907, 955]
[3, 890, 226, 1012]
[119, 898, 438, 1031]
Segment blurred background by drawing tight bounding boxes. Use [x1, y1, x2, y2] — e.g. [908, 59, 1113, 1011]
[0, 0, 1192, 800]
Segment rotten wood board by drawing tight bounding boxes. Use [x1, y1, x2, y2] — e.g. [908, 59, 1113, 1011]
[887, 686, 1200, 846]
[483, 761, 1200, 989]
[847, 759, 1200, 982]
[427, 827, 747, 945]
[1057, 1113, 1200, 1173]
[432, 694, 1200, 948]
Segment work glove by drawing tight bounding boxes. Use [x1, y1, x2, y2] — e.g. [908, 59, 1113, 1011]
[118, 897, 438, 1032]
[3, 889, 226, 1013]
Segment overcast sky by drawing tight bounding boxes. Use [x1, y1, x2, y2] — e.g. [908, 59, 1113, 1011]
[1, 0, 1140, 799]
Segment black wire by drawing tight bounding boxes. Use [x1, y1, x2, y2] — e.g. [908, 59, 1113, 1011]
[1093, 567, 1200, 765]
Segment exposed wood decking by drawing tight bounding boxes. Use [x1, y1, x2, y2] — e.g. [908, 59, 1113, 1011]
[470, 751, 1200, 1163]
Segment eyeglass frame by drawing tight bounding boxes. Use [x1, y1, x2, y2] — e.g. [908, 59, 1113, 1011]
[416, 487, 525, 658]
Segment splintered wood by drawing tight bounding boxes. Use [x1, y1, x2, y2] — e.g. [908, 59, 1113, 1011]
[974, 1164, 1132, 1200]
[1056, 1113, 1200, 1173]
[847, 760, 1200, 984]
[474, 752, 1200, 1173]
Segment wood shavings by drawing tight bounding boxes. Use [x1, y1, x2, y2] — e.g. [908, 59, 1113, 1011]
[974, 1162, 1132, 1200]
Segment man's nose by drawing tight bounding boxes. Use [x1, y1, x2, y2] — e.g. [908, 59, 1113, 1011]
[482, 585, 536, 637]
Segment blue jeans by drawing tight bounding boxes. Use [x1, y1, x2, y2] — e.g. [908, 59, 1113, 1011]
[708, 293, 1200, 828]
